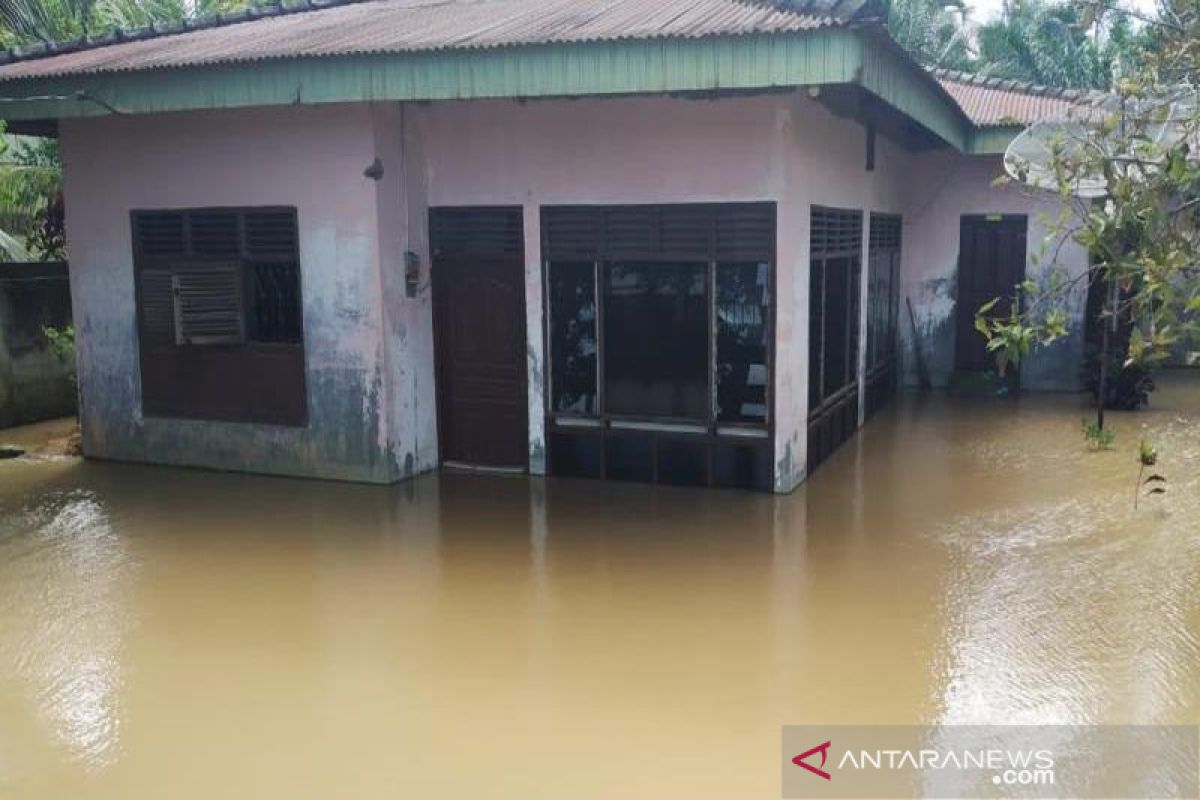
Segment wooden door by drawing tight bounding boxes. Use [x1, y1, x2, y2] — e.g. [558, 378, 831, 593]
[431, 208, 527, 469]
[956, 215, 1027, 372]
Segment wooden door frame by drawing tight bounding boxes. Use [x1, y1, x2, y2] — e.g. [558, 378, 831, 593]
[955, 213, 1028, 378]
[430, 251, 529, 471]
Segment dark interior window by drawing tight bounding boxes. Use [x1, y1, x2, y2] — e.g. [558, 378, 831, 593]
[822, 256, 853, 396]
[865, 213, 901, 420]
[604, 261, 708, 420]
[715, 262, 770, 424]
[248, 262, 303, 344]
[548, 261, 597, 414]
[807, 206, 864, 473]
[542, 203, 774, 490]
[132, 207, 306, 426]
[809, 259, 824, 409]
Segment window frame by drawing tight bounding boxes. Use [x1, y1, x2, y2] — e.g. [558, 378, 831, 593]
[130, 205, 308, 426]
[540, 203, 776, 490]
[807, 205, 864, 474]
[865, 212, 902, 419]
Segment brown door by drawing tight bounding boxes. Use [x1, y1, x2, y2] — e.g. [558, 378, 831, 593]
[431, 208, 527, 469]
[956, 214, 1027, 372]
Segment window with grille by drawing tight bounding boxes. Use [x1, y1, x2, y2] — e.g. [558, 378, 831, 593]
[808, 206, 863, 473]
[865, 213, 902, 419]
[542, 202, 774, 491]
[131, 207, 307, 426]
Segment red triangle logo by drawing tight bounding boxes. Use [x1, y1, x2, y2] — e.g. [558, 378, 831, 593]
[792, 740, 832, 780]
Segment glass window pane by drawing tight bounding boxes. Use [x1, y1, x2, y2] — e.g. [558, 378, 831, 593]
[549, 261, 597, 414]
[716, 262, 770, 424]
[603, 261, 708, 420]
[249, 262, 303, 344]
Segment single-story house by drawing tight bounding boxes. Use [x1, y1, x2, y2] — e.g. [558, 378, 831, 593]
[0, 0, 1091, 492]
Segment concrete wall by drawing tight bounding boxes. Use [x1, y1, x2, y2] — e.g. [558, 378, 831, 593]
[57, 94, 1087, 490]
[900, 151, 1090, 391]
[60, 103, 435, 482]
[775, 96, 909, 490]
[410, 91, 910, 491]
[0, 262, 75, 428]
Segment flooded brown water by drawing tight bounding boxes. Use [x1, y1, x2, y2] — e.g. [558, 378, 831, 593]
[0, 376, 1198, 799]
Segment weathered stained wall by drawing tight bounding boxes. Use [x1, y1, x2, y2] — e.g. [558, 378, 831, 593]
[409, 92, 793, 479]
[60, 103, 435, 481]
[900, 151, 1089, 391]
[774, 94, 910, 490]
[0, 262, 75, 428]
[56, 93, 1088, 490]
[409, 91, 911, 492]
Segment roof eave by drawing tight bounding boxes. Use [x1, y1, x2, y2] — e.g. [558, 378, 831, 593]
[967, 124, 1025, 154]
[0, 28, 974, 151]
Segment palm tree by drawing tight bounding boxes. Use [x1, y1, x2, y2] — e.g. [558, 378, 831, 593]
[96, 0, 252, 32]
[0, 134, 61, 260]
[886, 0, 976, 71]
[0, 0, 97, 47]
[0, 0, 257, 260]
[975, 0, 1149, 90]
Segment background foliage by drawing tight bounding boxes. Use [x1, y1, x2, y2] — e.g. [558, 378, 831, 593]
[887, 0, 1153, 89]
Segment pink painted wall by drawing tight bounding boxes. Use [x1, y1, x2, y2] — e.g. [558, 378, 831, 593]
[900, 152, 1090, 391]
[775, 95, 910, 488]
[60, 103, 434, 481]
[57, 91, 1081, 490]
[410, 91, 910, 491]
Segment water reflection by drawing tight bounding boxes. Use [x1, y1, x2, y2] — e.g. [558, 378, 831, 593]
[0, 373, 1196, 798]
[0, 488, 131, 771]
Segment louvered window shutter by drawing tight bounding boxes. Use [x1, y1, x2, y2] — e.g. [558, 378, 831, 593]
[171, 265, 245, 345]
[139, 269, 176, 343]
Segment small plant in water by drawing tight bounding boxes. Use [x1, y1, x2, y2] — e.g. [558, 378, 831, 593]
[1082, 418, 1115, 451]
[42, 325, 75, 382]
[1135, 439, 1166, 510]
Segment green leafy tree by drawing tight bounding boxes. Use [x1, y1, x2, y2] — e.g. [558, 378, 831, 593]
[0, 0, 252, 47]
[96, 0, 250, 31]
[0, 0, 260, 261]
[887, 0, 976, 71]
[980, 0, 1200, 427]
[975, 0, 1151, 90]
[0, 0, 96, 47]
[0, 131, 61, 260]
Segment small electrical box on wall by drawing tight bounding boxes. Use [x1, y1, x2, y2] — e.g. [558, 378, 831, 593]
[404, 250, 422, 298]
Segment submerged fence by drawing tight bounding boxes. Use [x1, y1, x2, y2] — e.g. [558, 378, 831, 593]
[0, 262, 74, 429]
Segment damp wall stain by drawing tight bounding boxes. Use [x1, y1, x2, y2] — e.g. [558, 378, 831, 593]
[56, 102, 1095, 490]
[60, 106, 409, 483]
[900, 152, 1091, 391]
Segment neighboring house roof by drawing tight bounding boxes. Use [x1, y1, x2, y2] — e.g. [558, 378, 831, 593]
[0, 0, 880, 80]
[932, 67, 1095, 128]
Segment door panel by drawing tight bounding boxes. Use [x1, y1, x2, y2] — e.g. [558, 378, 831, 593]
[435, 257, 528, 468]
[956, 215, 1027, 372]
[431, 207, 527, 469]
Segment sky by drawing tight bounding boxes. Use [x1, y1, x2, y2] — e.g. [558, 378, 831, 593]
[963, 0, 1159, 22]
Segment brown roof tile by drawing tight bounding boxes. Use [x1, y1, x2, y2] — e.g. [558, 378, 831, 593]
[932, 67, 1097, 127]
[0, 0, 878, 81]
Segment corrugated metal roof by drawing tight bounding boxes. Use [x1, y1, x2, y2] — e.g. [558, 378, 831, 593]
[933, 68, 1097, 127]
[0, 0, 879, 81]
